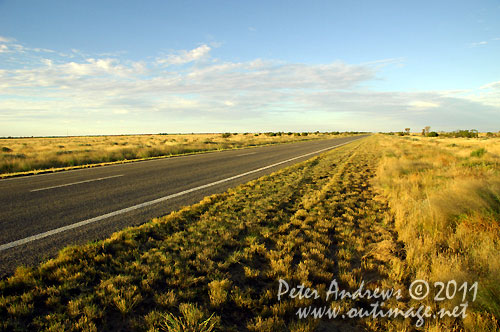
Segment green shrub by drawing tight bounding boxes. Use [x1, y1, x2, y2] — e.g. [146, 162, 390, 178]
[445, 129, 479, 138]
[470, 148, 486, 157]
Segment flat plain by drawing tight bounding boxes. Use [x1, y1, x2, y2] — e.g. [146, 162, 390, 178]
[0, 134, 498, 331]
[0, 132, 351, 177]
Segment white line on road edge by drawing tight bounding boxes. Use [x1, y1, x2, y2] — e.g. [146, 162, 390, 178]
[30, 174, 125, 192]
[0, 139, 358, 252]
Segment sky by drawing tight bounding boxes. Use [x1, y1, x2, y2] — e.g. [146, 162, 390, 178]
[0, 0, 499, 136]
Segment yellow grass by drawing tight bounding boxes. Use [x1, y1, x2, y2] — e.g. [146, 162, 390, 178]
[375, 134, 500, 331]
[0, 132, 351, 178]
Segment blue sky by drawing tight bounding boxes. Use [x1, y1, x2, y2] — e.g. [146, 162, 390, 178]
[1, 0, 499, 135]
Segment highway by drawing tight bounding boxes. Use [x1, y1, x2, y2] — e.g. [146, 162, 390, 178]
[0, 135, 366, 276]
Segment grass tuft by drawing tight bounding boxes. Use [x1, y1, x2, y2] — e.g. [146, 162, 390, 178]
[471, 147, 487, 157]
[160, 303, 218, 332]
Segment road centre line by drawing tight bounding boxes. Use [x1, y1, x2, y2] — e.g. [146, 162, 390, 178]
[30, 174, 125, 192]
[0, 139, 357, 252]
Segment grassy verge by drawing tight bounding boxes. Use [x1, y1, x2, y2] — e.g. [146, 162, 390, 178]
[0, 132, 355, 178]
[375, 135, 500, 331]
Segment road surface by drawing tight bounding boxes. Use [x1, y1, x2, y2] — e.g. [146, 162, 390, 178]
[0, 135, 367, 276]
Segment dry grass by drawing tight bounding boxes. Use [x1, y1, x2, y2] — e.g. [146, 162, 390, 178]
[0, 136, 405, 331]
[1, 135, 498, 331]
[375, 134, 500, 331]
[0, 132, 351, 177]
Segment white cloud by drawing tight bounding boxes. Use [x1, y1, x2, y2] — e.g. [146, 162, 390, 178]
[470, 41, 488, 47]
[408, 101, 440, 109]
[0, 37, 59, 56]
[42, 59, 53, 67]
[468, 80, 500, 107]
[113, 109, 129, 114]
[1, 40, 499, 135]
[480, 81, 500, 89]
[157, 44, 211, 65]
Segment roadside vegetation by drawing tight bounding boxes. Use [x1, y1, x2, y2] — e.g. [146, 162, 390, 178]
[382, 129, 499, 139]
[0, 132, 360, 178]
[1, 134, 498, 331]
[376, 134, 500, 331]
[0, 137, 404, 331]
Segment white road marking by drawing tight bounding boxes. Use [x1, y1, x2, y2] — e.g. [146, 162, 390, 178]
[0, 140, 357, 252]
[236, 152, 257, 156]
[30, 174, 125, 192]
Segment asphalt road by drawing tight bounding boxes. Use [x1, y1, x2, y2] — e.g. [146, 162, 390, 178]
[0, 135, 366, 277]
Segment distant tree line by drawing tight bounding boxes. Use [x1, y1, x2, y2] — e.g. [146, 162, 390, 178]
[218, 131, 367, 138]
[440, 129, 479, 138]
[381, 128, 498, 138]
